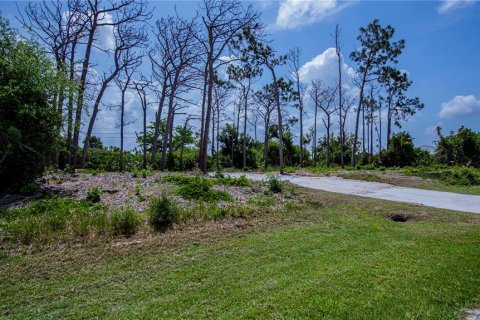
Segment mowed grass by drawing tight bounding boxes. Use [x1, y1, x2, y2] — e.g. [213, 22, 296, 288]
[1, 189, 480, 319]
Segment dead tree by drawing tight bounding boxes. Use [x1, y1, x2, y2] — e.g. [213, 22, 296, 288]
[80, 22, 147, 167]
[288, 46, 305, 167]
[254, 84, 276, 169]
[132, 75, 151, 170]
[153, 16, 201, 171]
[72, 0, 150, 167]
[114, 64, 138, 172]
[197, 0, 260, 173]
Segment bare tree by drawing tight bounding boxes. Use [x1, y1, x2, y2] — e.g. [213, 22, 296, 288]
[114, 64, 137, 172]
[80, 21, 147, 167]
[197, 0, 260, 173]
[254, 84, 276, 169]
[132, 75, 151, 169]
[152, 16, 201, 171]
[309, 80, 336, 166]
[334, 24, 345, 168]
[288, 46, 305, 167]
[72, 0, 151, 167]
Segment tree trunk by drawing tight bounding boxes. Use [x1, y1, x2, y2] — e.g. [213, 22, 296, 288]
[326, 117, 331, 167]
[351, 79, 366, 166]
[243, 88, 248, 170]
[151, 79, 167, 168]
[120, 88, 126, 172]
[263, 116, 269, 169]
[269, 67, 284, 174]
[72, 17, 97, 168]
[199, 42, 214, 173]
[160, 94, 175, 170]
[313, 100, 318, 166]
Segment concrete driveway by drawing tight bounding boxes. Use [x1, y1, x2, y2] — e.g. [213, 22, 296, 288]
[229, 173, 480, 214]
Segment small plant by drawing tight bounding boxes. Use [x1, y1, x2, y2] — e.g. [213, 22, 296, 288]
[134, 182, 141, 196]
[86, 187, 101, 203]
[110, 208, 139, 237]
[149, 195, 177, 231]
[19, 182, 38, 195]
[268, 175, 283, 193]
[214, 170, 225, 178]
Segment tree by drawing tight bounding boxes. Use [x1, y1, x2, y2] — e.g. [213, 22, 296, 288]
[72, 0, 150, 168]
[379, 67, 423, 148]
[382, 132, 416, 167]
[334, 24, 345, 168]
[254, 84, 276, 169]
[350, 19, 405, 166]
[132, 76, 151, 170]
[309, 80, 336, 166]
[0, 17, 62, 191]
[80, 22, 147, 168]
[227, 62, 260, 170]
[435, 127, 480, 168]
[114, 65, 137, 172]
[288, 47, 305, 167]
[197, 0, 260, 173]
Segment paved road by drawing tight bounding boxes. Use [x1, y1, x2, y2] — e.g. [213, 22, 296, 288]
[229, 173, 480, 214]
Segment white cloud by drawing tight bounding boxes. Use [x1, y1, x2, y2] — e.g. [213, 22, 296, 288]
[437, 0, 475, 14]
[299, 47, 355, 88]
[439, 95, 480, 119]
[96, 12, 115, 51]
[276, 0, 339, 29]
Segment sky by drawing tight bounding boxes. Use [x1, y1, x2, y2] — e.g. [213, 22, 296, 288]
[2, 0, 480, 151]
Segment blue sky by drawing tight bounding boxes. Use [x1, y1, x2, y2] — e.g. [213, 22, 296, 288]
[2, 0, 480, 150]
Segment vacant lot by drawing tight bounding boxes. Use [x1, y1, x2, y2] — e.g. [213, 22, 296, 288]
[1, 173, 479, 319]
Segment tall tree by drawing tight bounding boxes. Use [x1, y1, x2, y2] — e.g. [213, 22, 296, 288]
[114, 65, 137, 172]
[197, 0, 260, 173]
[334, 24, 345, 168]
[80, 21, 147, 167]
[379, 67, 424, 148]
[288, 47, 305, 167]
[349, 19, 405, 166]
[254, 84, 276, 169]
[72, 0, 150, 168]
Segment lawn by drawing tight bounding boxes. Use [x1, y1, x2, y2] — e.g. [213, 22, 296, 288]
[1, 187, 480, 319]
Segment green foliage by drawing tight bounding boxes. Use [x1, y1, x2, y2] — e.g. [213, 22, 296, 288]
[382, 132, 431, 167]
[219, 123, 258, 169]
[435, 126, 480, 168]
[85, 148, 143, 172]
[0, 17, 63, 191]
[0, 199, 109, 244]
[110, 208, 140, 237]
[149, 195, 177, 231]
[86, 187, 101, 203]
[216, 175, 252, 187]
[268, 175, 283, 193]
[405, 166, 480, 186]
[176, 177, 233, 203]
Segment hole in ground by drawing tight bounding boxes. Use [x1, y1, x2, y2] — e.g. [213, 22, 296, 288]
[390, 213, 412, 222]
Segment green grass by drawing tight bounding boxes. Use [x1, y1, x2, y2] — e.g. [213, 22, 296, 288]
[1, 189, 479, 319]
[339, 170, 480, 195]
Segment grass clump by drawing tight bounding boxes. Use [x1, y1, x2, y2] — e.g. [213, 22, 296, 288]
[110, 208, 140, 237]
[149, 195, 177, 231]
[0, 199, 108, 245]
[268, 175, 283, 193]
[176, 177, 232, 203]
[215, 175, 252, 187]
[404, 166, 480, 186]
[86, 187, 101, 203]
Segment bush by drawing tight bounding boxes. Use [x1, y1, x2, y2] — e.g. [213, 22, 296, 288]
[149, 195, 177, 231]
[177, 177, 233, 202]
[216, 175, 252, 187]
[0, 17, 62, 192]
[110, 208, 139, 237]
[268, 175, 283, 193]
[86, 187, 101, 203]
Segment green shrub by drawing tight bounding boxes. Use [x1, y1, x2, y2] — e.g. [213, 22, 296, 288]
[110, 208, 140, 237]
[176, 177, 232, 202]
[268, 175, 283, 193]
[19, 182, 39, 195]
[149, 195, 177, 231]
[86, 187, 101, 203]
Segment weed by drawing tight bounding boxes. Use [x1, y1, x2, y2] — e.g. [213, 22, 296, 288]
[149, 195, 177, 231]
[176, 177, 232, 202]
[86, 187, 101, 203]
[110, 208, 140, 237]
[268, 175, 283, 193]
